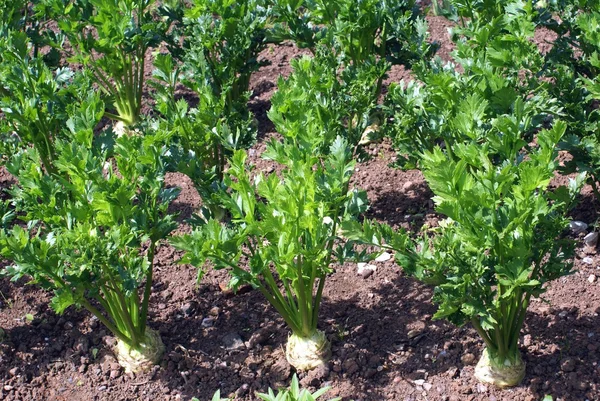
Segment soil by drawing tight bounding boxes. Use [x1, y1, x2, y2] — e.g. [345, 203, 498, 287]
[1, 11, 600, 401]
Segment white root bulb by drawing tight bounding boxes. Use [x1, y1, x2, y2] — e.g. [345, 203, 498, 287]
[285, 330, 331, 371]
[114, 329, 165, 374]
[474, 347, 526, 388]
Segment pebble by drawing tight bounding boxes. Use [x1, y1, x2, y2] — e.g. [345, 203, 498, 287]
[222, 333, 245, 351]
[357, 263, 377, 278]
[414, 379, 425, 386]
[201, 317, 215, 328]
[209, 307, 220, 316]
[4, 385, 14, 391]
[158, 303, 167, 310]
[585, 232, 599, 247]
[570, 221, 588, 234]
[461, 353, 476, 365]
[180, 302, 196, 317]
[583, 257, 594, 265]
[477, 383, 488, 393]
[9, 367, 18, 377]
[561, 358, 576, 372]
[375, 252, 392, 262]
[423, 383, 433, 391]
[589, 274, 597, 283]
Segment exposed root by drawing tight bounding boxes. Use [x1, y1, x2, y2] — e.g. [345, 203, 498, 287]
[474, 348, 525, 388]
[285, 330, 331, 371]
[114, 329, 165, 374]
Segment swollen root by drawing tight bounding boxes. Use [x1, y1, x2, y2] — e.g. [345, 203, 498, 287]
[114, 329, 165, 374]
[285, 330, 331, 371]
[474, 348, 525, 388]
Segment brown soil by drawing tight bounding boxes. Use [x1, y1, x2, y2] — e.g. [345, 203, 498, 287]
[1, 13, 600, 401]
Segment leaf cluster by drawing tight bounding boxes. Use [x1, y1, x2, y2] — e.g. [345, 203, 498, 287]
[174, 137, 370, 336]
[0, 131, 179, 346]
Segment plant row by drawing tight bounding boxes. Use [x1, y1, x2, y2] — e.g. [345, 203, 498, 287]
[0, 0, 599, 395]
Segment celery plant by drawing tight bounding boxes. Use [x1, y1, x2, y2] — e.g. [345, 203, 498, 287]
[43, 0, 170, 126]
[348, 121, 580, 387]
[0, 30, 99, 173]
[173, 137, 370, 370]
[0, 132, 179, 372]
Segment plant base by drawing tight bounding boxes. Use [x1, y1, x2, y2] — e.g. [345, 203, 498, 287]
[114, 329, 165, 374]
[285, 330, 331, 371]
[474, 348, 525, 388]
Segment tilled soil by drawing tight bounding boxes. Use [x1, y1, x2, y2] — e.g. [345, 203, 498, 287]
[1, 13, 600, 401]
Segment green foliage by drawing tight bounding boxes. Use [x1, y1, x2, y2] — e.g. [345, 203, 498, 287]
[410, 122, 575, 363]
[271, 0, 432, 66]
[542, 2, 600, 201]
[40, 0, 171, 126]
[269, 51, 388, 154]
[0, 29, 103, 173]
[386, 0, 557, 168]
[256, 374, 341, 401]
[0, 131, 179, 349]
[173, 137, 371, 338]
[153, 0, 270, 214]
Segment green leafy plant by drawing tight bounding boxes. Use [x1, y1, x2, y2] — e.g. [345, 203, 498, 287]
[41, 0, 171, 127]
[152, 0, 271, 217]
[256, 374, 341, 401]
[348, 121, 579, 387]
[173, 137, 371, 370]
[542, 3, 600, 203]
[269, 51, 388, 155]
[386, 1, 557, 168]
[0, 30, 102, 173]
[0, 131, 179, 373]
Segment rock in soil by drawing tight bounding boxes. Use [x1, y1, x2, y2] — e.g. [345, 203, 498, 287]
[570, 220, 588, 234]
[461, 353, 476, 365]
[222, 332, 245, 351]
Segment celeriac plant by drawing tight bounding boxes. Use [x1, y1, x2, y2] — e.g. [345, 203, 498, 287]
[347, 121, 579, 387]
[256, 374, 341, 401]
[41, 0, 171, 127]
[269, 51, 388, 155]
[386, 1, 557, 168]
[173, 137, 370, 370]
[0, 131, 179, 373]
[0, 30, 101, 173]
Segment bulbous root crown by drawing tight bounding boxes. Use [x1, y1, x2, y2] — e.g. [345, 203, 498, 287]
[114, 329, 165, 374]
[285, 330, 331, 371]
[474, 348, 526, 388]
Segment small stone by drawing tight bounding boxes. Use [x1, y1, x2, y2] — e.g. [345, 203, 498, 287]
[222, 333, 245, 351]
[98, 386, 107, 391]
[461, 353, 476, 365]
[403, 181, 413, 190]
[561, 358, 576, 372]
[585, 232, 599, 247]
[4, 385, 14, 391]
[201, 317, 215, 328]
[158, 303, 167, 310]
[9, 367, 18, 377]
[209, 307, 220, 316]
[423, 383, 433, 391]
[180, 302, 196, 317]
[375, 252, 392, 262]
[477, 383, 488, 393]
[523, 334, 532, 347]
[342, 359, 360, 375]
[589, 274, 597, 283]
[110, 369, 121, 379]
[559, 311, 568, 318]
[357, 263, 377, 278]
[414, 379, 425, 386]
[583, 257, 594, 265]
[235, 384, 250, 397]
[570, 221, 588, 234]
